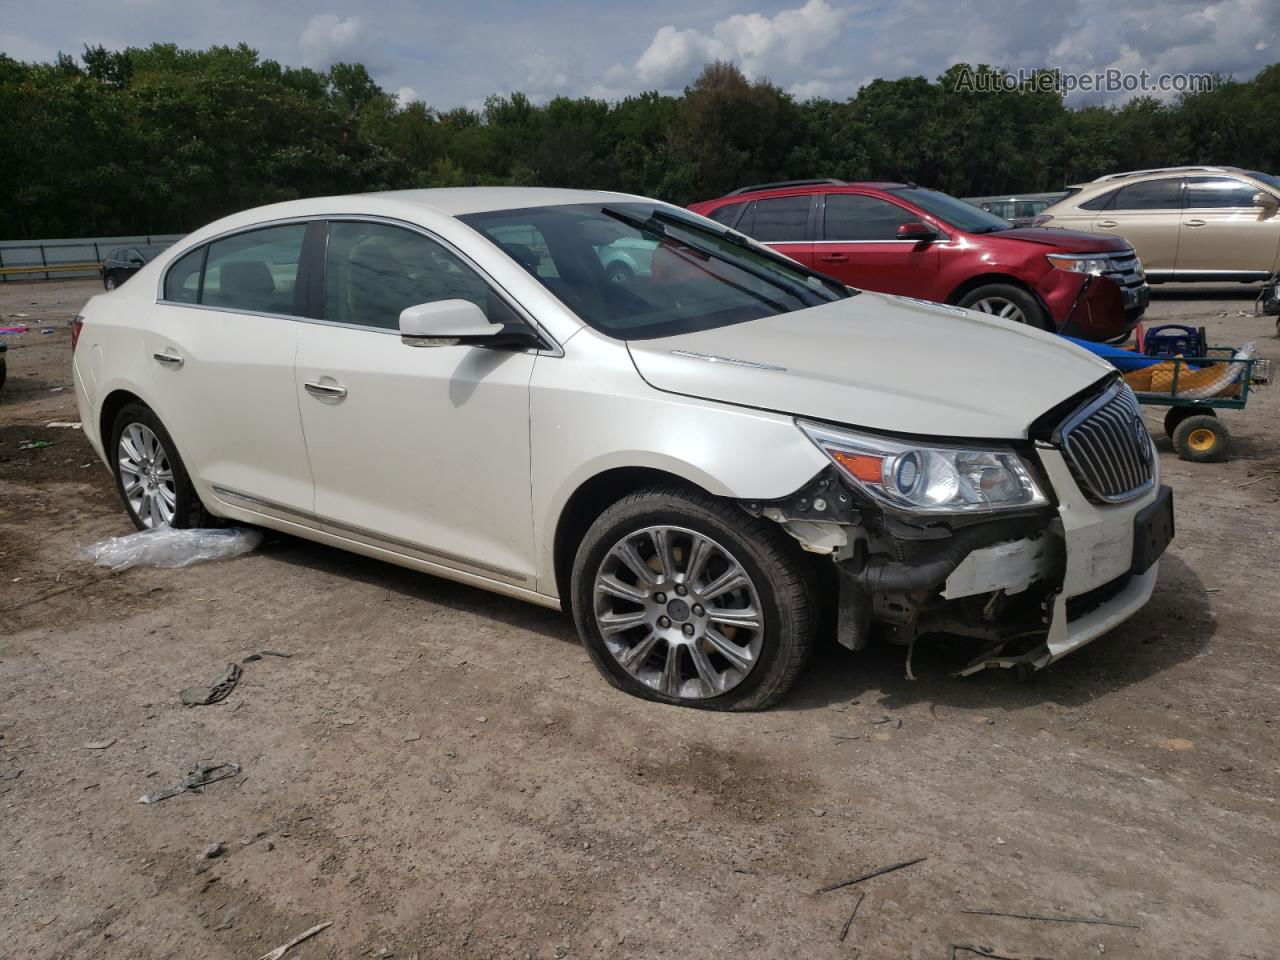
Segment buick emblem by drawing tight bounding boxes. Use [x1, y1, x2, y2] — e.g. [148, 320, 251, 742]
[1133, 416, 1151, 464]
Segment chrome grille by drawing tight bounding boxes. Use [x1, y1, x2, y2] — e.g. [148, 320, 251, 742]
[1058, 383, 1154, 503]
[1103, 249, 1144, 288]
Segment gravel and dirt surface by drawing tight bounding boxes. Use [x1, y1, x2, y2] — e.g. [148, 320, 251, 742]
[2, 278, 1278, 960]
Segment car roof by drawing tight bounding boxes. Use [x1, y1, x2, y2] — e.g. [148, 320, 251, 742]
[367, 187, 642, 216]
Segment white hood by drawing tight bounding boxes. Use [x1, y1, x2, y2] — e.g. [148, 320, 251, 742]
[627, 292, 1115, 439]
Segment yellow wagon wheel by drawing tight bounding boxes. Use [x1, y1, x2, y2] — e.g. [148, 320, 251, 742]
[1171, 414, 1230, 463]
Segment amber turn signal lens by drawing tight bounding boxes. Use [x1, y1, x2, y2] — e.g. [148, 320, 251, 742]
[829, 449, 883, 484]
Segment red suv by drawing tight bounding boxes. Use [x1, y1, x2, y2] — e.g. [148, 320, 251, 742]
[689, 179, 1149, 341]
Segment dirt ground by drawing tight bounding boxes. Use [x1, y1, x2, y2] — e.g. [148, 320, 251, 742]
[1, 278, 1277, 960]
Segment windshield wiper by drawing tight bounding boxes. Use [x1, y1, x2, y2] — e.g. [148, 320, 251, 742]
[601, 206, 851, 306]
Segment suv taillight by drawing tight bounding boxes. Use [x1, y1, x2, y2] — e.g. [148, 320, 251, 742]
[71, 314, 84, 352]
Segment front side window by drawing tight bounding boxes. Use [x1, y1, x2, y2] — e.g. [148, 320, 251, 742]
[325, 221, 490, 330]
[1185, 177, 1261, 209]
[1110, 178, 1184, 210]
[460, 202, 849, 341]
[163, 247, 204, 304]
[201, 224, 307, 315]
[885, 186, 1010, 233]
[823, 194, 915, 241]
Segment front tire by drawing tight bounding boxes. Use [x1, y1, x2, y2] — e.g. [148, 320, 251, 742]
[104, 274, 117, 291]
[958, 283, 1049, 330]
[1171, 414, 1230, 462]
[571, 487, 816, 710]
[109, 402, 214, 529]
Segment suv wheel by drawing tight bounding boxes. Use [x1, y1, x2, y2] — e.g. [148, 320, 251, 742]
[571, 487, 816, 710]
[110, 402, 214, 529]
[958, 284, 1049, 330]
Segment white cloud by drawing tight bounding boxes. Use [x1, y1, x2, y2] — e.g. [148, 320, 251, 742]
[298, 13, 376, 69]
[395, 85, 419, 105]
[626, 0, 848, 89]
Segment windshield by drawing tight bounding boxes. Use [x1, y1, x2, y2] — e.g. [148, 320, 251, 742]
[887, 186, 1013, 234]
[459, 202, 851, 341]
[1247, 170, 1280, 194]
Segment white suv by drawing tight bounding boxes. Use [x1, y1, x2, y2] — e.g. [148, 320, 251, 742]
[72, 188, 1173, 709]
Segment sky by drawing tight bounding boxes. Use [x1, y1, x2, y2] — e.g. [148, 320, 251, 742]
[1, 0, 1275, 108]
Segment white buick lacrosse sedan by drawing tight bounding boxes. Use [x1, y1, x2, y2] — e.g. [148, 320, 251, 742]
[72, 188, 1172, 709]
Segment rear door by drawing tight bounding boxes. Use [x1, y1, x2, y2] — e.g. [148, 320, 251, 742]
[1177, 176, 1280, 276]
[144, 223, 315, 516]
[813, 192, 939, 294]
[733, 194, 815, 267]
[1089, 177, 1184, 272]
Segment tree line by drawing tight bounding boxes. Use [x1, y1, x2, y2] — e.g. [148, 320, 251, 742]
[2, 44, 1277, 240]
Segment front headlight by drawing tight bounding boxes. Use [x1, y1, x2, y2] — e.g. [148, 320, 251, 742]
[798, 420, 1048, 515]
[1046, 253, 1113, 276]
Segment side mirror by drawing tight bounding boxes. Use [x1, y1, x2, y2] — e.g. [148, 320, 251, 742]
[897, 222, 938, 242]
[1253, 191, 1278, 211]
[399, 299, 541, 350]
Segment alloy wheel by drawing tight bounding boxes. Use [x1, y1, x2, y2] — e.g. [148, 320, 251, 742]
[592, 525, 764, 700]
[971, 296, 1026, 323]
[117, 422, 176, 528]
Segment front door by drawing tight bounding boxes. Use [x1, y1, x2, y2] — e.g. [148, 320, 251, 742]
[143, 223, 314, 515]
[813, 193, 940, 295]
[1176, 176, 1280, 276]
[294, 220, 537, 586]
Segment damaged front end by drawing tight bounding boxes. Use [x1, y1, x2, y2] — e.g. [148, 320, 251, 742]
[743, 387, 1169, 675]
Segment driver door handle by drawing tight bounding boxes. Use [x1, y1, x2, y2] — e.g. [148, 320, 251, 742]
[1184, 219, 1207, 227]
[818, 253, 849, 263]
[153, 351, 184, 368]
[1096, 220, 1118, 228]
[304, 380, 348, 399]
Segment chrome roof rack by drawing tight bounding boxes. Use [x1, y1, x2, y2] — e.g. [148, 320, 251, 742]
[1091, 166, 1232, 182]
[726, 179, 847, 196]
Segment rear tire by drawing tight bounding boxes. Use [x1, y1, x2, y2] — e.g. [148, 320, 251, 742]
[1171, 414, 1229, 462]
[958, 283, 1050, 330]
[570, 487, 816, 711]
[109, 402, 215, 529]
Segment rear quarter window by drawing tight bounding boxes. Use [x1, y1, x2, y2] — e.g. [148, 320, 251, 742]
[162, 247, 205, 304]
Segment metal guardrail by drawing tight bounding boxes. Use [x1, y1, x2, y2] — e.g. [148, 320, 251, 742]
[0, 234, 184, 282]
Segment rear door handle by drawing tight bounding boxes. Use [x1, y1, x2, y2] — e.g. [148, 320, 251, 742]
[153, 351, 184, 368]
[818, 253, 849, 263]
[1185, 219, 1206, 227]
[1096, 220, 1118, 228]
[304, 380, 348, 400]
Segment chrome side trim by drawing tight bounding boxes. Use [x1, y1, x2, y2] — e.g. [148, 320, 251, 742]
[210, 484, 530, 583]
[669, 350, 786, 371]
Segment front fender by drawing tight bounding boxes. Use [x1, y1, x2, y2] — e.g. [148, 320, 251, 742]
[530, 331, 828, 596]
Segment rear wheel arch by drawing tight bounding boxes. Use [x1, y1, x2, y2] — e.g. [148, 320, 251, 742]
[99, 389, 146, 451]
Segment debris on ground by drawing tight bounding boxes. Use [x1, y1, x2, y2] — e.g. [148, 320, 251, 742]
[18, 440, 53, 450]
[960, 907, 1141, 929]
[200, 841, 225, 859]
[818, 856, 927, 894]
[82, 738, 116, 750]
[82, 527, 264, 571]
[180, 663, 242, 706]
[45, 421, 81, 429]
[256, 920, 334, 960]
[137, 759, 241, 804]
[838, 891, 865, 942]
